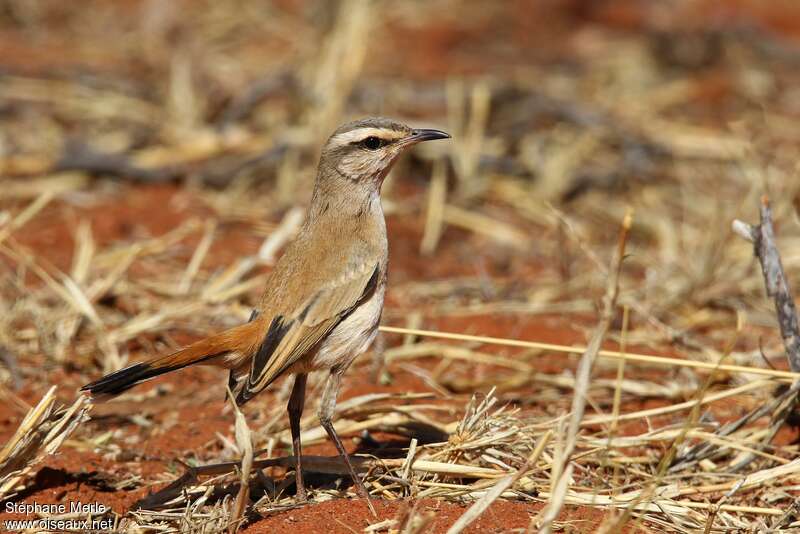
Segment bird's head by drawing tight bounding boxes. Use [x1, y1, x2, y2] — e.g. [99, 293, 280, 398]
[319, 117, 450, 189]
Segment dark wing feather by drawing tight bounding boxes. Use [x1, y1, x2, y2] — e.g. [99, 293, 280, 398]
[235, 263, 379, 405]
[226, 309, 260, 400]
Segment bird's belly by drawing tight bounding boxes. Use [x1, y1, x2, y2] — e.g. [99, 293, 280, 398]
[307, 284, 385, 372]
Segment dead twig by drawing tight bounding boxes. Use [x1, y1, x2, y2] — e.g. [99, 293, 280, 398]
[57, 139, 177, 182]
[731, 195, 800, 470]
[535, 209, 633, 533]
[0, 389, 91, 500]
[227, 387, 254, 534]
[732, 196, 800, 372]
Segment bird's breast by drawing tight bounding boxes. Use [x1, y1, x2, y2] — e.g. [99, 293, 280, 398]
[304, 278, 386, 372]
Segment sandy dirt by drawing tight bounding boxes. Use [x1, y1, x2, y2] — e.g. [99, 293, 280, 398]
[3, 1, 800, 532]
[0, 183, 662, 532]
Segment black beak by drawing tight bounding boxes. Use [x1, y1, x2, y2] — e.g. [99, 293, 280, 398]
[407, 128, 451, 144]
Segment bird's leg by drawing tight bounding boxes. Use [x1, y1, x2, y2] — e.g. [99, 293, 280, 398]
[287, 373, 308, 501]
[318, 369, 377, 517]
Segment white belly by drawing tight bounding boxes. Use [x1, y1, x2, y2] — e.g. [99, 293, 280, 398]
[305, 282, 385, 372]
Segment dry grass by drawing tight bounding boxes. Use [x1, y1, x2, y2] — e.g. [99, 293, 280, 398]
[2, 2, 800, 533]
[0, 389, 90, 500]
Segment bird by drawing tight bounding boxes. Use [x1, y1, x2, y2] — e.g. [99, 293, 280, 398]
[81, 117, 450, 513]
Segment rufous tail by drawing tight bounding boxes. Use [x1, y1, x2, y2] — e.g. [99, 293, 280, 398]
[81, 320, 261, 397]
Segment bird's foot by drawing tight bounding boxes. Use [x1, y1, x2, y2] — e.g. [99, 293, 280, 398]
[294, 472, 308, 503]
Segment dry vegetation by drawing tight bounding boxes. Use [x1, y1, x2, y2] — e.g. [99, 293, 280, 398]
[3, 1, 800, 532]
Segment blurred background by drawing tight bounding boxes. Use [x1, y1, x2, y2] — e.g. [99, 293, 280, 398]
[3, 0, 800, 531]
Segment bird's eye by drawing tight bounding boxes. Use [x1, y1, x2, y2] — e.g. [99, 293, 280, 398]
[362, 136, 383, 150]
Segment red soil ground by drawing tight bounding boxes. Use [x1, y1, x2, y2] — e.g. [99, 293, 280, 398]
[4, 1, 800, 531]
[0, 183, 650, 532]
[1, 182, 784, 532]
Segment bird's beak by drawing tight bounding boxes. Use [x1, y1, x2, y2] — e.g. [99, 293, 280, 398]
[401, 128, 451, 146]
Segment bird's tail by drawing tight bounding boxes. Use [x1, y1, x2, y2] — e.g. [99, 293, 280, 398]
[81, 320, 261, 397]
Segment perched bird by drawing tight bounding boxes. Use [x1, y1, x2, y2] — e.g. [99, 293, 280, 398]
[82, 117, 450, 511]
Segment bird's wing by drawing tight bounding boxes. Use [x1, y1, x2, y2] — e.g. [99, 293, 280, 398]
[235, 262, 380, 404]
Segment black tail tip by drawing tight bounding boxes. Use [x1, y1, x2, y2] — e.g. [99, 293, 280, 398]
[81, 362, 152, 397]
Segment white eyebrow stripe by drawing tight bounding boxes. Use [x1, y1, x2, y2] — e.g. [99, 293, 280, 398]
[328, 127, 406, 149]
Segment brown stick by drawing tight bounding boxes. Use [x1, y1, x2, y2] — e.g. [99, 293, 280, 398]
[729, 195, 800, 471]
[56, 139, 176, 183]
[733, 195, 800, 372]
